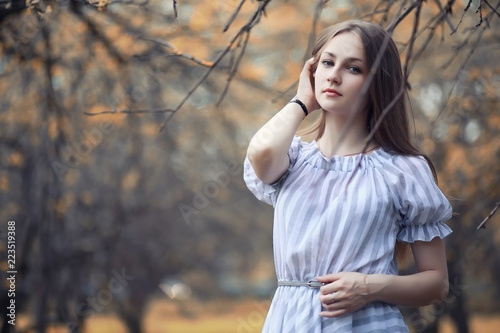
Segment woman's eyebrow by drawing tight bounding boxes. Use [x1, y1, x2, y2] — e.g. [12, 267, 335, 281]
[321, 51, 364, 63]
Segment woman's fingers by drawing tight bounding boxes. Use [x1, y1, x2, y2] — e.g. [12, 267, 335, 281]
[301, 57, 315, 74]
[295, 58, 320, 112]
[318, 291, 337, 304]
[317, 272, 371, 316]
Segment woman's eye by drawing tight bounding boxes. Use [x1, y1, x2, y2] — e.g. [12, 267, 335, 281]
[348, 66, 362, 73]
[322, 60, 334, 66]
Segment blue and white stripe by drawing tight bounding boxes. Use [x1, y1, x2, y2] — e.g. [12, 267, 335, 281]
[244, 136, 452, 332]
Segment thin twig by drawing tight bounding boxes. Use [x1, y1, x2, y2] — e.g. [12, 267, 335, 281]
[484, 0, 500, 16]
[173, 0, 178, 18]
[432, 0, 455, 32]
[379, 0, 396, 25]
[476, 0, 483, 27]
[357, 0, 396, 23]
[406, 18, 440, 77]
[216, 30, 250, 106]
[387, 0, 420, 32]
[358, 9, 391, 21]
[134, 35, 214, 67]
[433, 29, 483, 121]
[223, 0, 246, 32]
[84, 108, 175, 116]
[440, 29, 474, 71]
[397, 10, 440, 53]
[451, 0, 473, 34]
[367, 0, 387, 17]
[477, 201, 500, 229]
[403, 0, 422, 79]
[82, 0, 148, 6]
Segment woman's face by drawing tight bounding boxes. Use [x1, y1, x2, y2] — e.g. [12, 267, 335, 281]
[314, 31, 369, 116]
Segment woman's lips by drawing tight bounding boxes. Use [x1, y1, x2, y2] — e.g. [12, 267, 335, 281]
[323, 88, 342, 97]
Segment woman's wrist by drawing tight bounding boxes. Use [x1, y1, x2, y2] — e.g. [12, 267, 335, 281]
[288, 99, 309, 117]
[364, 274, 371, 304]
[293, 95, 316, 113]
[282, 98, 308, 120]
[364, 274, 395, 303]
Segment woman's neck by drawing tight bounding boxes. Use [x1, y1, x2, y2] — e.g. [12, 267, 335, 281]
[317, 110, 376, 158]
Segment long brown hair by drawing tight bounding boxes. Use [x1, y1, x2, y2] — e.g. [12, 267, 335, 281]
[301, 20, 438, 262]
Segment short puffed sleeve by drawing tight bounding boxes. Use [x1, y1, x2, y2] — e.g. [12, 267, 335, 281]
[395, 156, 452, 243]
[243, 136, 302, 206]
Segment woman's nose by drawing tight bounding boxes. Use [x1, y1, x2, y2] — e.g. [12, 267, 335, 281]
[327, 67, 341, 85]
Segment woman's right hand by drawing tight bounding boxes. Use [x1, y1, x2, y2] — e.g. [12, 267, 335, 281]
[247, 60, 319, 184]
[295, 58, 321, 114]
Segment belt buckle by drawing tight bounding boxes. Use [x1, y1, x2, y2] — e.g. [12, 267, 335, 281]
[306, 279, 325, 289]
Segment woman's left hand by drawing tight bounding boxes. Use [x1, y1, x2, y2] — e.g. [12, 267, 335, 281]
[316, 272, 370, 317]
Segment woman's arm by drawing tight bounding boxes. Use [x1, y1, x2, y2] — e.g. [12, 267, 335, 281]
[316, 237, 449, 317]
[369, 237, 449, 306]
[247, 58, 320, 184]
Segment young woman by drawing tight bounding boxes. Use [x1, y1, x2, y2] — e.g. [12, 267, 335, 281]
[244, 20, 452, 332]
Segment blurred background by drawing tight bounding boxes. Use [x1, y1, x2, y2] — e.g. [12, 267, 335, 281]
[0, 0, 499, 332]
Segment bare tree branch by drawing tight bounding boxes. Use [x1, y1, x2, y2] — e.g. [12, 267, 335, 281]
[387, 0, 419, 32]
[433, 0, 499, 122]
[157, 0, 272, 132]
[216, 30, 250, 106]
[451, 0, 473, 34]
[76, 0, 498, 134]
[223, 0, 246, 32]
[379, 0, 396, 25]
[84, 108, 175, 116]
[83, 0, 272, 129]
[133, 35, 214, 67]
[477, 201, 500, 229]
[432, 0, 455, 32]
[476, 0, 483, 27]
[403, 0, 423, 79]
[70, 2, 126, 64]
[484, 0, 500, 17]
[358, 0, 395, 23]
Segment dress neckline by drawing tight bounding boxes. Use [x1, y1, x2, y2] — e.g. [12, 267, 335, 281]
[311, 139, 382, 159]
[298, 138, 388, 172]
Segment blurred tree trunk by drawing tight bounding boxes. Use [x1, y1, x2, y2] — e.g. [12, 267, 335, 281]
[34, 21, 68, 332]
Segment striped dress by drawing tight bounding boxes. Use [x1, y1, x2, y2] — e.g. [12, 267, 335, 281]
[243, 136, 452, 332]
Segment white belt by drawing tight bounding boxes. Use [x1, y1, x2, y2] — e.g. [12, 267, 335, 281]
[277, 279, 326, 289]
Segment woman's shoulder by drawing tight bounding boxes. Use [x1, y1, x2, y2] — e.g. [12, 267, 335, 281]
[380, 149, 434, 181]
[387, 151, 430, 171]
